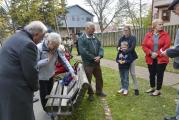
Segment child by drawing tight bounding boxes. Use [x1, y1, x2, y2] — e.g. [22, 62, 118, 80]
[116, 41, 134, 95]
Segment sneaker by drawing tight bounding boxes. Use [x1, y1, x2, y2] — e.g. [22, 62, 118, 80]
[117, 89, 124, 94]
[123, 90, 128, 95]
[145, 88, 155, 93]
[88, 95, 94, 101]
[150, 90, 161, 96]
[164, 116, 177, 120]
[96, 92, 107, 97]
[134, 89, 139, 96]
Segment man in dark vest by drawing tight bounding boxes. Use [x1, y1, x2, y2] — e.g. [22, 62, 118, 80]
[0, 21, 47, 120]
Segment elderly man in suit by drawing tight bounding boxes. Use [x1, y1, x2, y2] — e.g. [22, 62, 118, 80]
[162, 0, 179, 120]
[0, 21, 47, 120]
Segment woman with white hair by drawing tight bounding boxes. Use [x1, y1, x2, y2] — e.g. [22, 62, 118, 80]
[37, 32, 76, 111]
[142, 19, 171, 96]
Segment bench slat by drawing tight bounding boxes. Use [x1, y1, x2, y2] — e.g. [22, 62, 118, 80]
[46, 63, 89, 117]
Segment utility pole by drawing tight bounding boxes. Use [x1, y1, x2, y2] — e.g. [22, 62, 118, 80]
[151, 0, 154, 25]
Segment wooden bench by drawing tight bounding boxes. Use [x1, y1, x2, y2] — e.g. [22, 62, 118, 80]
[45, 63, 89, 119]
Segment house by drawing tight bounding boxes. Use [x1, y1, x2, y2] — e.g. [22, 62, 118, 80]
[152, 0, 179, 26]
[59, 5, 94, 37]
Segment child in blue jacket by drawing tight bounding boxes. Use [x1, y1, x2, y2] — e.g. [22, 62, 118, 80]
[116, 41, 134, 95]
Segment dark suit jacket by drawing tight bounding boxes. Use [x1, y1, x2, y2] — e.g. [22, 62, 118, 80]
[166, 29, 179, 69]
[0, 30, 38, 120]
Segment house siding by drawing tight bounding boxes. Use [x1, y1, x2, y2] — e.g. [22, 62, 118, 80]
[153, 0, 179, 26]
[60, 5, 93, 28]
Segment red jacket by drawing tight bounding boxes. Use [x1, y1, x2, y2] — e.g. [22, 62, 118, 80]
[142, 31, 171, 65]
[54, 52, 71, 75]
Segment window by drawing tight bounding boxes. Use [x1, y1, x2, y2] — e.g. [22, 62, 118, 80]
[77, 16, 80, 21]
[86, 17, 91, 21]
[72, 16, 75, 21]
[59, 16, 65, 20]
[162, 10, 171, 22]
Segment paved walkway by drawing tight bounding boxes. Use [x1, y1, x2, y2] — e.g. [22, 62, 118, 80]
[33, 92, 51, 120]
[100, 59, 179, 89]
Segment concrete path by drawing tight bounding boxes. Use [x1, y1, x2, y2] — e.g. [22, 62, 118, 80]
[33, 92, 51, 120]
[100, 59, 179, 89]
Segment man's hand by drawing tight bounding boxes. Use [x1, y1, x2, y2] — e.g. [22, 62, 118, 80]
[160, 49, 167, 56]
[94, 56, 101, 63]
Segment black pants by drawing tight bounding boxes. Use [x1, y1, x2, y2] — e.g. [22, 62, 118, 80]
[39, 77, 54, 111]
[83, 64, 103, 95]
[147, 59, 167, 90]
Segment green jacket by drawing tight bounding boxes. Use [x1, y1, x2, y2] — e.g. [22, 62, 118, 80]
[78, 33, 104, 65]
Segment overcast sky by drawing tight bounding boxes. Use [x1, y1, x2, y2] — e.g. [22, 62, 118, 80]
[67, 0, 153, 22]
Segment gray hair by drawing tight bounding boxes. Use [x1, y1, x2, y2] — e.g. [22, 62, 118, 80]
[46, 32, 61, 45]
[24, 21, 47, 35]
[85, 22, 95, 29]
[152, 19, 163, 29]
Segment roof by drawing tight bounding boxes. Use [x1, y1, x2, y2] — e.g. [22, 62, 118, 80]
[67, 4, 94, 16]
[155, 3, 170, 8]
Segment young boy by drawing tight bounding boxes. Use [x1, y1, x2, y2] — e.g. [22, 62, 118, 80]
[116, 41, 134, 95]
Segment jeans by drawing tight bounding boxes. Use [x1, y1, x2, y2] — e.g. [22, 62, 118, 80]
[119, 69, 129, 90]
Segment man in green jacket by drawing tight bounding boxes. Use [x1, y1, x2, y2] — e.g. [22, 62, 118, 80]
[78, 22, 106, 101]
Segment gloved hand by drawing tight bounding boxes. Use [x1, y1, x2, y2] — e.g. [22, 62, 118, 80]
[151, 52, 158, 59]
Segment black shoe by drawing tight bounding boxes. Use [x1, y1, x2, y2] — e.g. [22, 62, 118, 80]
[96, 92, 107, 97]
[88, 95, 94, 101]
[164, 116, 177, 120]
[134, 89, 139, 96]
[33, 97, 39, 103]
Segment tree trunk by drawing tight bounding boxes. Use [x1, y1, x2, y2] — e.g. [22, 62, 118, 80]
[139, 0, 143, 28]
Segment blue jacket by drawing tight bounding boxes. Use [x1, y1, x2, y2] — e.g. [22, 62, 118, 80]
[118, 35, 138, 60]
[116, 50, 134, 69]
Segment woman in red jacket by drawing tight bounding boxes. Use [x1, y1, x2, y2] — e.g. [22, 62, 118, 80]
[142, 19, 171, 96]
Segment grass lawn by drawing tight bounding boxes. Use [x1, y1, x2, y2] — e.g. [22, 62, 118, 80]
[59, 65, 177, 120]
[103, 46, 179, 73]
[103, 67, 176, 120]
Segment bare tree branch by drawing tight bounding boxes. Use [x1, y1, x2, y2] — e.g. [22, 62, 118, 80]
[84, 0, 127, 32]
